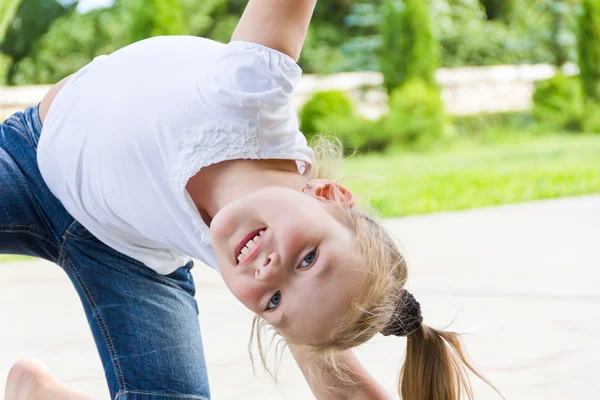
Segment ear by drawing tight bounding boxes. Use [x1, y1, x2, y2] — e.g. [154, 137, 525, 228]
[304, 179, 356, 208]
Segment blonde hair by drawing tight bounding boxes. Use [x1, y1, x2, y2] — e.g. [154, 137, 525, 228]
[250, 136, 501, 399]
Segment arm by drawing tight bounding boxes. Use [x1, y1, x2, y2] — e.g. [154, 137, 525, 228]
[290, 346, 392, 400]
[232, 0, 317, 61]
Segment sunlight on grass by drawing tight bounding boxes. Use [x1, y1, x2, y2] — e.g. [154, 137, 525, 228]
[343, 134, 600, 218]
[0, 255, 33, 263]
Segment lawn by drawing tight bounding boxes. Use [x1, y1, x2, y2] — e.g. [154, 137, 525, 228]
[342, 134, 600, 218]
[0, 255, 34, 263]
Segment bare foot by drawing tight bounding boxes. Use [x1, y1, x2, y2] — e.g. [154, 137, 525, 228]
[4, 358, 57, 400]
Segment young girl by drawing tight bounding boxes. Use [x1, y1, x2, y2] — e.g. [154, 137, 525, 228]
[2, 1, 497, 399]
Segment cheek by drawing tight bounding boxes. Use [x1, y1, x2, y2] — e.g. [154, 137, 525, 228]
[223, 275, 265, 313]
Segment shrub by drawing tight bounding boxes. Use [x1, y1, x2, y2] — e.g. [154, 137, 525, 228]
[578, 0, 600, 103]
[532, 73, 584, 131]
[315, 115, 384, 154]
[300, 90, 355, 138]
[380, 0, 439, 93]
[381, 78, 447, 148]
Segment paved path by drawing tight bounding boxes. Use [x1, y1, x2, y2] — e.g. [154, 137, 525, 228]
[2, 195, 599, 399]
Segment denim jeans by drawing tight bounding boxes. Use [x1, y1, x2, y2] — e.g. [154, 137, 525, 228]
[0, 106, 211, 400]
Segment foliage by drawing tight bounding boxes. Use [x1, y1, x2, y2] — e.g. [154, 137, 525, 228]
[124, 0, 188, 41]
[343, 134, 600, 218]
[11, 6, 129, 85]
[340, 2, 382, 72]
[9, 0, 224, 84]
[319, 115, 386, 154]
[548, 0, 578, 66]
[300, 91, 355, 138]
[479, 0, 516, 21]
[1, 0, 70, 84]
[0, 0, 588, 85]
[380, 0, 439, 93]
[578, 0, 600, 103]
[209, 14, 239, 43]
[0, 52, 10, 85]
[300, 24, 346, 73]
[0, 0, 22, 43]
[180, 0, 226, 36]
[532, 73, 584, 131]
[582, 104, 600, 134]
[381, 78, 447, 148]
[299, 90, 384, 153]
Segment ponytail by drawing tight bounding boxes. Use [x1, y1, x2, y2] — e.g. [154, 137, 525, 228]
[400, 324, 503, 400]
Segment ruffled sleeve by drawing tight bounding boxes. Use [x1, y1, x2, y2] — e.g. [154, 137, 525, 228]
[206, 41, 314, 173]
[210, 41, 302, 108]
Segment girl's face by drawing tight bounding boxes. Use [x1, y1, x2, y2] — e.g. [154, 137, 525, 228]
[210, 180, 368, 344]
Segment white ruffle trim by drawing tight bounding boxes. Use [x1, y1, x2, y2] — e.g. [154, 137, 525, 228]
[170, 120, 261, 246]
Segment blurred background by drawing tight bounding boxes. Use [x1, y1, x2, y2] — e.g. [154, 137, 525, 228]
[1, 0, 600, 225]
[1, 2, 600, 399]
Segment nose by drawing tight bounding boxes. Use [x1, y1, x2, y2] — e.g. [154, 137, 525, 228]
[255, 252, 284, 283]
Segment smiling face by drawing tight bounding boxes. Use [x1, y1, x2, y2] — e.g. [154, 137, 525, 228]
[210, 182, 368, 345]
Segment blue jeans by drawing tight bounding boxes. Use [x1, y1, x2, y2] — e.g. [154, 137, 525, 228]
[0, 106, 211, 400]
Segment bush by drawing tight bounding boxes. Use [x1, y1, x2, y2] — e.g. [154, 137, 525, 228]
[578, 0, 600, 103]
[380, 0, 439, 93]
[300, 90, 355, 138]
[532, 73, 584, 131]
[381, 78, 447, 148]
[315, 115, 384, 154]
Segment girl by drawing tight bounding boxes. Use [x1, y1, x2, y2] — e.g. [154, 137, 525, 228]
[2, 1, 497, 399]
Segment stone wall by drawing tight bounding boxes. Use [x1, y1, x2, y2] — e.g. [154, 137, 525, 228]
[1, 63, 579, 119]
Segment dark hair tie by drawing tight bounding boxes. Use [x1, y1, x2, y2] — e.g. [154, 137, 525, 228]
[381, 289, 423, 337]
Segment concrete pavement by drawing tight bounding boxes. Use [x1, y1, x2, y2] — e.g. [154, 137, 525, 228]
[1, 195, 599, 399]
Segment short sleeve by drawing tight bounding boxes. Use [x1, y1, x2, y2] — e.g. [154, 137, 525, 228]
[210, 41, 302, 108]
[204, 40, 314, 175]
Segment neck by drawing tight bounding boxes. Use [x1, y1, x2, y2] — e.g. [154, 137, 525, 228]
[186, 159, 309, 226]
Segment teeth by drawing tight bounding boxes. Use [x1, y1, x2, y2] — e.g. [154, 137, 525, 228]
[237, 230, 265, 263]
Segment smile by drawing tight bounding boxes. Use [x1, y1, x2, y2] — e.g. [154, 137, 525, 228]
[235, 228, 266, 266]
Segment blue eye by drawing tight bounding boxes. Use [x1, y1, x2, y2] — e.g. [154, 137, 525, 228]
[267, 291, 281, 311]
[299, 250, 317, 269]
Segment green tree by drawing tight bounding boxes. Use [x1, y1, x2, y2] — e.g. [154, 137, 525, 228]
[1, 0, 70, 84]
[125, 0, 188, 41]
[578, 0, 600, 103]
[11, 5, 130, 85]
[0, 0, 22, 43]
[180, 0, 225, 36]
[479, 0, 515, 21]
[380, 0, 439, 93]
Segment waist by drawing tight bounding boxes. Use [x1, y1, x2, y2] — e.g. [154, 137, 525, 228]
[39, 74, 72, 125]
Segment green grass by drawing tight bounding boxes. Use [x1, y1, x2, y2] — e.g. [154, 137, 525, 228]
[342, 134, 600, 218]
[0, 255, 33, 263]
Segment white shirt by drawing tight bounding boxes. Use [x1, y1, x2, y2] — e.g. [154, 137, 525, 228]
[38, 36, 314, 275]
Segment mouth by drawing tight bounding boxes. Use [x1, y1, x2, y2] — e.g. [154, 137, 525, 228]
[234, 227, 267, 266]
